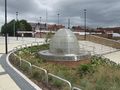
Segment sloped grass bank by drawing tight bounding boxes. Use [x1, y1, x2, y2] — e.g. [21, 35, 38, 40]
[10, 44, 120, 90]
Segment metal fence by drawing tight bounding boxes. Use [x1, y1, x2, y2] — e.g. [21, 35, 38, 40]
[10, 42, 82, 90]
[20, 59, 32, 73]
[48, 73, 72, 90]
[31, 65, 48, 84]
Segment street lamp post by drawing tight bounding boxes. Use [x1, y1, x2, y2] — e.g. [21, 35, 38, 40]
[39, 17, 42, 38]
[5, 0, 8, 54]
[68, 18, 70, 29]
[84, 9, 87, 40]
[16, 12, 18, 20]
[57, 13, 60, 25]
[13, 19, 15, 37]
[57, 13, 60, 30]
[46, 9, 48, 30]
[16, 12, 18, 40]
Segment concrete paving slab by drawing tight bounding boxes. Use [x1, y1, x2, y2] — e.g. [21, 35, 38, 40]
[103, 51, 120, 64]
[0, 37, 43, 90]
[0, 37, 45, 53]
[79, 41, 117, 55]
[0, 36, 119, 89]
[0, 65, 5, 73]
[0, 74, 20, 90]
[0, 65, 20, 90]
[78, 41, 120, 64]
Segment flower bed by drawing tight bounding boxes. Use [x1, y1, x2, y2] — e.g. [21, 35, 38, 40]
[9, 44, 120, 90]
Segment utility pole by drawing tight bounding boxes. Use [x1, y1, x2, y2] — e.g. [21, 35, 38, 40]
[84, 9, 87, 40]
[5, 0, 8, 54]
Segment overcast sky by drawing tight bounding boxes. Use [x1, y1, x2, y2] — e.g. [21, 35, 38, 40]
[1, 0, 120, 29]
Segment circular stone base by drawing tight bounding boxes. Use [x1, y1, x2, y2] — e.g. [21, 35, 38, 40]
[38, 50, 91, 61]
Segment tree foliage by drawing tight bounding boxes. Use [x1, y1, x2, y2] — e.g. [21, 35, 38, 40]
[1, 19, 32, 36]
[1, 20, 16, 36]
[19, 20, 32, 31]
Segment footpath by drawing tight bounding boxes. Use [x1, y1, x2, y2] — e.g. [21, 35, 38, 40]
[103, 51, 120, 64]
[0, 37, 44, 90]
[0, 55, 20, 90]
[0, 36, 119, 90]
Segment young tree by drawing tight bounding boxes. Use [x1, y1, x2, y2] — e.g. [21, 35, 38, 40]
[1, 19, 32, 36]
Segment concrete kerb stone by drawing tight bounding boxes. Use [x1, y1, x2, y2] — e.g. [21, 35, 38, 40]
[6, 41, 82, 90]
[6, 50, 42, 90]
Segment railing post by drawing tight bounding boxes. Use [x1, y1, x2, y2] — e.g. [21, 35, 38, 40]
[11, 42, 84, 90]
[72, 87, 82, 90]
[32, 65, 48, 84]
[48, 73, 72, 90]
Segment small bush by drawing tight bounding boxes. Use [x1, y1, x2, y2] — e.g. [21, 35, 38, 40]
[77, 64, 94, 77]
[20, 61, 31, 73]
[11, 44, 120, 90]
[48, 76, 63, 89]
[9, 54, 20, 68]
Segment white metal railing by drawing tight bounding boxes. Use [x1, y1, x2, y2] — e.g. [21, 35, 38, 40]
[72, 87, 82, 90]
[9, 40, 120, 90]
[48, 73, 72, 90]
[32, 65, 48, 84]
[9, 41, 82, 90]
[20, 59, 32, 74]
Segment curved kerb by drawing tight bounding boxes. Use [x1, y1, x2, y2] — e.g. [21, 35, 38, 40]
[7, 42, 82, 90]
[7, 51, 42, 90]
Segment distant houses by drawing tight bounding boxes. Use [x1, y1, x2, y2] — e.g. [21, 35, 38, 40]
[97, 27, 120, 33]
[72, 25, 120, 39]
[29, 22, 65, 31]
[17, 22, 120, 39]
[28, 22, 65, 38]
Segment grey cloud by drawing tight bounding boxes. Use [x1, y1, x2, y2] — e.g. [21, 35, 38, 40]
[1, 0, 120, 28]
[54, 0, 120, 27]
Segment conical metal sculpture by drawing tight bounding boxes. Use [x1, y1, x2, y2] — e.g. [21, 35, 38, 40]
[39, 28, 90, 61]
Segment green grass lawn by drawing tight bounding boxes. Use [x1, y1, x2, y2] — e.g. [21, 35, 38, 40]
[13, 44, 120, 90]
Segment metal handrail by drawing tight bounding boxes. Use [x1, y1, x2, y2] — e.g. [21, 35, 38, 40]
[48, 73, 72, 90]
[21, 59, 32, 67]
[11, 41, 82, 90]
[32, 65, 48, 84]
[72, 87, 82, 90]
[21, 59, 32, 73]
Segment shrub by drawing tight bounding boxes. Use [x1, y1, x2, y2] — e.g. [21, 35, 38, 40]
[20, 60, 31, 73]
[11, 44, 120, 90]
[77, 64, 94, 77]
[48, 76, 64, 89]
[9, 54, 21, 68]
